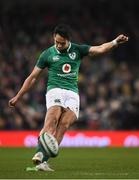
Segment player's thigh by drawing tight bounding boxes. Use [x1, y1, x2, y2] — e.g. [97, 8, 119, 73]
[59, 108, 77, 128]
[44, 106, 63, 126]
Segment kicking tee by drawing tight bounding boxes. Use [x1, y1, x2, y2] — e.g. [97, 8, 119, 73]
[36, 43, 91, 94]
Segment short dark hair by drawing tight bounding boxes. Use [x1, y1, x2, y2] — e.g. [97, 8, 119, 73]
[54, 24, 71, 40]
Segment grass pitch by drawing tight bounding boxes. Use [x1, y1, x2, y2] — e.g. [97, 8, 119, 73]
[0, 147, 139, 179]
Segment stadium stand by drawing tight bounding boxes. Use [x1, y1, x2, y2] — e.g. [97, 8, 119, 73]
[0, 0, 139, 130]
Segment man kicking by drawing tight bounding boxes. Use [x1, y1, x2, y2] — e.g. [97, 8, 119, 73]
[9, 24, 128, 171]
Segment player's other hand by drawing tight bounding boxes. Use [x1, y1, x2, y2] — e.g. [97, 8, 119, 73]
[115, 34, 129, 45]
[8, 96, 19, 108]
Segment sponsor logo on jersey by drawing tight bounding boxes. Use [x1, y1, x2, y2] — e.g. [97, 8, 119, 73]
[69, 52, 76, 60]
[57, 72, 76, 77]
[62, 64, 71, 73]
[53, 55, 60, 62]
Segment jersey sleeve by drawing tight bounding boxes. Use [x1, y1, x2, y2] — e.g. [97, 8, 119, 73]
[77, 44, 91, 58]
[36, 50, 48, 69]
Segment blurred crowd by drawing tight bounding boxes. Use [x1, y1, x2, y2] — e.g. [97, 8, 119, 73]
[0, 0, 139, 130]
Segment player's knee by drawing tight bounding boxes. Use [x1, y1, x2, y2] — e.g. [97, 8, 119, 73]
[45, 115, 58, 126]
[42, 115, 58, 133]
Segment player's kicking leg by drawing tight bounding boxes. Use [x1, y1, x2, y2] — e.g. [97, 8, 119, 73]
[34, 108, 76, 171]
[32, 106, 62, 167]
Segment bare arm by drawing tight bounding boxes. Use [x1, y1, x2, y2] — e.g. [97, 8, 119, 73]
[89, 34, 128, 56]
[9, 66, 43, 107]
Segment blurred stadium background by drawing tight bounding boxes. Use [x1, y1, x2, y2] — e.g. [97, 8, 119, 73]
[0, 0, 139, 147]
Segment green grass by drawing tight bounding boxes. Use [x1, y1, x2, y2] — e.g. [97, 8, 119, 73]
[0, 147, 139, 179]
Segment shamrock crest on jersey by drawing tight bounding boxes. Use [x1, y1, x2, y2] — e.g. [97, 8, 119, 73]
[62, 64, 71, 73]
[69, 52, 76, 60]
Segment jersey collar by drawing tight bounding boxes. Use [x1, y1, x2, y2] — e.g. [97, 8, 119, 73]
[55, 42, 71, 54]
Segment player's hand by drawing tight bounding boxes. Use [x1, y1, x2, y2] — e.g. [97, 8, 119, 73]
[115, 34, 129, 45]
[8, 96, 19, 108]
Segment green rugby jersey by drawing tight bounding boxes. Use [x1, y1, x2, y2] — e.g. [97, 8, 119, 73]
[36, 43, 91, 93]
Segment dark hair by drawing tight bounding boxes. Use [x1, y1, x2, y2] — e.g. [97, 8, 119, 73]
[53, 24, 71, 40]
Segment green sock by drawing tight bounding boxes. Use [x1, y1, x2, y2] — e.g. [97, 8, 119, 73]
[36, 138, 49, 162]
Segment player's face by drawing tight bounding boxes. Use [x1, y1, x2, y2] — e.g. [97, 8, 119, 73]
[54, 34, 69, 52]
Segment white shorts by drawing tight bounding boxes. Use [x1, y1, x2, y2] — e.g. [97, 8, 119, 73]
[46, 88, 80, 118]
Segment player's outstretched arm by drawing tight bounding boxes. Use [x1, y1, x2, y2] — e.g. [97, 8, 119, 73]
[8, 66, 43, 107]
[89, 34, 129, 56]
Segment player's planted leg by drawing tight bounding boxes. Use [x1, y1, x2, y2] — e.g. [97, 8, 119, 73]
[55, 108, 77, 144]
